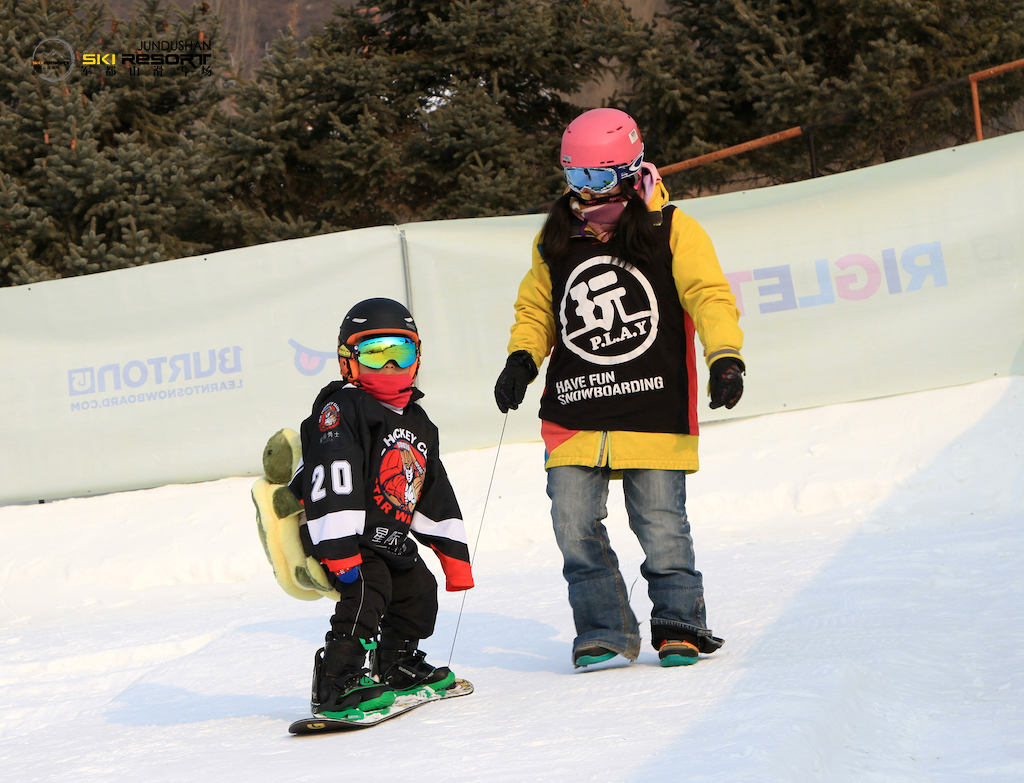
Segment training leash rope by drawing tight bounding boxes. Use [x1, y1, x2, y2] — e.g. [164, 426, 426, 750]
[447, 412, 508, 666]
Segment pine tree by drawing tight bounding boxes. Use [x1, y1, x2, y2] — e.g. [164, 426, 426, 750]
[0, 0, 236, 286]
[369, 0, 639, 220]
[215, 0, 638, 229]
[624, 0, 1024, 194]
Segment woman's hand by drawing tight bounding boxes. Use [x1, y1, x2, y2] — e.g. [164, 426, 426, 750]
[494, 351, 538, 413]
[709, 358, 744, 409]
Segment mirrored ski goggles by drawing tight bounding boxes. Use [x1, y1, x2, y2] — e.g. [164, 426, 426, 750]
[339, 335, 419, 369]
[563, 152, 644, 195]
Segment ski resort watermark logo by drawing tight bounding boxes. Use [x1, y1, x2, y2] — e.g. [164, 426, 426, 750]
[32, 37, 75, 82]
[67, 346, 243, 411]
[119, 39, 214, 78]
[32, 36, 214, 81]
[559, 256, 659, 366]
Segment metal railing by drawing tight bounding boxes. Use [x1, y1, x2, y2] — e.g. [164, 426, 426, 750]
[658, 57, 1024, 180]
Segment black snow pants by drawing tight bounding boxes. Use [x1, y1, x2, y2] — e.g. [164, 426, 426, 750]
[328, 546, 438, 642]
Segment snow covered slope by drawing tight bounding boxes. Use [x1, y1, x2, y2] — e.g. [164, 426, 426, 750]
[1, 378, 1022, 782]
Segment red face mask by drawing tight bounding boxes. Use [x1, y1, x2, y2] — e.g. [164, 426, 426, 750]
[359, 372, 415, 408]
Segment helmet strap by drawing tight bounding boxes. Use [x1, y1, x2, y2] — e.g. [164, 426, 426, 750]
[339, 356, 361, 385]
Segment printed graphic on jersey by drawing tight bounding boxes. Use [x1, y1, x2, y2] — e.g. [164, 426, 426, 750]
[318, 402, 340, 432]
[370, 526, 412, 555]
[377, 440, 426, 514]
[559, 256, 660, 366]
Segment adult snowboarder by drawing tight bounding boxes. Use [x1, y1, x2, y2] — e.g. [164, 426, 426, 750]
[494, 108, 745, 668]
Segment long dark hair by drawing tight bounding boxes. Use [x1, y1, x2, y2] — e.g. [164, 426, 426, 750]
[539, 175, 661, 267]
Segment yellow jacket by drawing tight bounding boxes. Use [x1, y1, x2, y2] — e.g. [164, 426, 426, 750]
[507, 180, 743, 472]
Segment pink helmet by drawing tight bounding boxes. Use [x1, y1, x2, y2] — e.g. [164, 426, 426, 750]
[560, 108, 644, 168]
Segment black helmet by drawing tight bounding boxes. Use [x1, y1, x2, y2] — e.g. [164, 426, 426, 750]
[338, 298, 418, 346]
[337, 298, 419, 384]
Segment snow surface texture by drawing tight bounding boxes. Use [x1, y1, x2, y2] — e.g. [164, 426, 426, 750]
[2, 377, 1023, 782]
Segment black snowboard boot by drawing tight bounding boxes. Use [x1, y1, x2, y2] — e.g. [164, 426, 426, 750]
[371, 629, 456, 695]
[312, 633, 395, 716]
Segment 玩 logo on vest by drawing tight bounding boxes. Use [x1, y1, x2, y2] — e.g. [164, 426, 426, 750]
[559, 256, 659, 366]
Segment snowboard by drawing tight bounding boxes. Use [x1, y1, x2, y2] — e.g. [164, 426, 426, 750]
[288, 678, 473, 734]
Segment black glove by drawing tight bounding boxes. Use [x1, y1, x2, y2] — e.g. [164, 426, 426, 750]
[494, 350, 538, 413]
[708, 357, 744, 410]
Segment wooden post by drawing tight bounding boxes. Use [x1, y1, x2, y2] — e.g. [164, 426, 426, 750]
[658, 126, 804, 177]
[968, 57, 1024, 143]
[971, 77, 984, 142]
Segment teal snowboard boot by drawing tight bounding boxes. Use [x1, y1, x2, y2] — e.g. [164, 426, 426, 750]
[573, 644, 617, 667]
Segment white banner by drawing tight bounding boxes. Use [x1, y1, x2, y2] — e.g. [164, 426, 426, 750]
[684, 131, 1024, 419]
[1, 132, 1022, 503]
[401, 215, 546, 453]
[0, 228, 407, 503]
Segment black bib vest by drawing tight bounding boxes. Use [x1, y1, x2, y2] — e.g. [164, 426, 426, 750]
[539, 205, 698, 435]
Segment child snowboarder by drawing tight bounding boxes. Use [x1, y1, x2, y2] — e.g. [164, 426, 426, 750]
[287, 297, 474, 716]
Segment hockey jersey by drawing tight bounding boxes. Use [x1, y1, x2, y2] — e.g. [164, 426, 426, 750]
[289, 380, 474, 592]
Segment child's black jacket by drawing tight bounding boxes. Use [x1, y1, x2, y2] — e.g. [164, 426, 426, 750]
[290, 381, 473, 591]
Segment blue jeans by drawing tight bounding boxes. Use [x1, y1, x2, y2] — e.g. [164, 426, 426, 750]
[547, 465, 709, 661]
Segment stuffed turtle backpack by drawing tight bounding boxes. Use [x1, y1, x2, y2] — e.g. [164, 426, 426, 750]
[251, 428, 340, 602]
